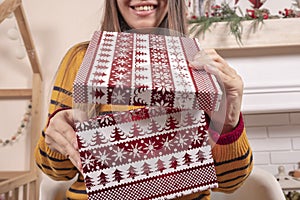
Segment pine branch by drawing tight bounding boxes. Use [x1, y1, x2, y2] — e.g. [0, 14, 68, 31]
[188, 3, 268, 44]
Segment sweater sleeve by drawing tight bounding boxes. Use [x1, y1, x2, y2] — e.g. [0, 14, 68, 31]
[34, 42, 89, 181]
[212, 114, 253, 193]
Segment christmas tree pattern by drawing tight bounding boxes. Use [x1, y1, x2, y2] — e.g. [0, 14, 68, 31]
[196, 149, 206, 163]
[92, 88, 105, 101]
[75, 120, 94, 132]
[98, 172, 109, 186]
[90, 131, 107, 146]
[110, 126, 126, 142]
[170, 156, 180, 170]
[128, 122, 144, 138]
[183, 152, 193, 166]
[77, 135, 88, 149]
[84, 174, 94, 190]
[113, 168, 125, 183]
[199, 110, 207, 126]
[200, 146, 213, 160]
[164, 115, 180, 131]
[127, 165, 139, 179]
[182, 111, 199, 127]
[147, 118, 163, 135]
[142, 161, 152, 176]
[156, 159, 166, 173]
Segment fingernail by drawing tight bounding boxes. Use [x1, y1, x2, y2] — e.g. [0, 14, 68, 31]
[78, 161, 82, 169]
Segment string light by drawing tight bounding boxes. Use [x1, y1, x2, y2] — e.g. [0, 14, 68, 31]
[0, 101, 32, 146]
[7, 27, 19, 40]
[5, 12, 26, 59]
[15, 47, 26, 59]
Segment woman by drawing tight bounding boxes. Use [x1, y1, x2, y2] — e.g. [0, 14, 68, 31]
[35, 0, 253, 199]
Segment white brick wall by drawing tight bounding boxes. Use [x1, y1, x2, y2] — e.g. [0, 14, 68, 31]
[244, 112, 300, 175]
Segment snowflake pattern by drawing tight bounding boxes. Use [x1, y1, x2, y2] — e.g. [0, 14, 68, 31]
[174, 133, 190, 148]
[115, 51, 130, 59]
[176, 91, 194, 105]
[113, 111, 132, 124]
[162, 136, 174, 151]
[112, 71, 129, 81]
[190, 130, 203, 145]
[153, 93, 162, 100]
[95, 149, 111, 166]
[144, 140, 159, 155]
[128, 143, 143, 158]
[112, 146, 127, 162]
[75, 121, 92, 131]
[90, 119, 100, 128]
[110, 79, 126, 88]
[82, 152, 95, 170]
[154, 99, 170, 107]
[116, 59, 129, 66]
[152, 51, 167, 62]
[150, 35, 164, 43]
[111, 90, 127, 104]
[98, 115, 115, 127]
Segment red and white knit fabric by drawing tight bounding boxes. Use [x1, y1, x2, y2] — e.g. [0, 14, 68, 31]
[75, 107, 218, 200]
[73, 31, 222, 111]
[74, 31, 221, 199]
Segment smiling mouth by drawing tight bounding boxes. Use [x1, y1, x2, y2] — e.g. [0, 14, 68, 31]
[131, 5, 156, 11]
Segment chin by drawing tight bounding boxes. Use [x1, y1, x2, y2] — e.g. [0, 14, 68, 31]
[130, 22, 160, 30]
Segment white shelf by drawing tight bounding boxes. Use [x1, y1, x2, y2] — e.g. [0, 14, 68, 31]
[191, 18, 300, 50]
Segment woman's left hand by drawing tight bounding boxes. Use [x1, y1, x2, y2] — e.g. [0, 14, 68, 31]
[189, 49, 244, 133]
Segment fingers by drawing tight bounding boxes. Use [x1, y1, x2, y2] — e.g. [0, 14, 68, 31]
[190, 49, 244, 132]
[45, 109, 82, 172]
[190, 49, 241, 84]
[200, 50, 235, 75]
[189, 50, 212, 70]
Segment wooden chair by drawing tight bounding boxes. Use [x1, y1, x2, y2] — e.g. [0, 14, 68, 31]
[0, 0, 43, 199]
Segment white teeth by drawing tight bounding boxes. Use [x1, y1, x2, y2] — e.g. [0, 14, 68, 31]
[134, 5, 154, 11]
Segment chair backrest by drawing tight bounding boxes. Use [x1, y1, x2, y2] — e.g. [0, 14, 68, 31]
[211, 166, 286, 200]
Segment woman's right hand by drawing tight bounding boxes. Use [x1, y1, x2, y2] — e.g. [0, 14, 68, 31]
[45, 109, 84, 173]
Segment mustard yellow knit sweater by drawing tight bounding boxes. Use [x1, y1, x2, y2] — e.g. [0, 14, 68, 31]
[35, 43, 253, 200]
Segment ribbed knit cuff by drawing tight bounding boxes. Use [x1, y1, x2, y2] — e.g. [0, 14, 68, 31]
[45, 143, 69, 161]
[210, 113, 244, 145]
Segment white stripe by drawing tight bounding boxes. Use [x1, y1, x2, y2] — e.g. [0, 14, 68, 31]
[132, 33, 152, 105]
[88, 31, 118, 104]
[165, 36, 196, 109]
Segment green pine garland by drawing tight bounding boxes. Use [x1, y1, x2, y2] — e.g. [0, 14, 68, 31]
[188, 3, 276, 44]
[284, 191, 300, 200]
